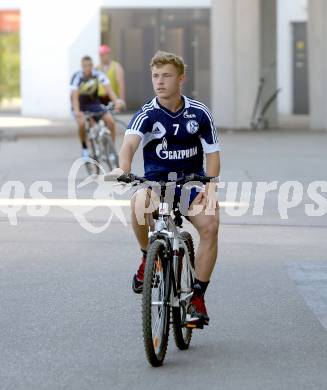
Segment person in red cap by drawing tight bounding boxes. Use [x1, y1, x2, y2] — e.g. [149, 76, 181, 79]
[97, 44, 126, 106]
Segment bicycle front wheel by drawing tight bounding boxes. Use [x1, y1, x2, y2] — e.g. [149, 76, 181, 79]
[142, 240, 170, 367]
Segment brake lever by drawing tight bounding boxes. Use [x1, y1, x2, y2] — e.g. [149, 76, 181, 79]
[104, 174, 121, 182]
[117, 173, 136, 183]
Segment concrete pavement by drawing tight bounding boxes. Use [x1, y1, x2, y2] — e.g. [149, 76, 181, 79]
[0, 115, 327, 389]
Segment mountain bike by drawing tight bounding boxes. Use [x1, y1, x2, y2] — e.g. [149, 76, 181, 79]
[108, 172, 218, 367]
[84, 109, 119, 175]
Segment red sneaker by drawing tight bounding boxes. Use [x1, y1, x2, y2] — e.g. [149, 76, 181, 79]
[186, 294, 210, 325]
[132, 255, 146, 294]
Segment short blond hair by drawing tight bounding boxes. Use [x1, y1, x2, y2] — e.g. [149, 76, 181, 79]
[150, 51, 186, 75]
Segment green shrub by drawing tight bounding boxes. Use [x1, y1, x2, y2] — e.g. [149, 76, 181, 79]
[0, 32, 20, 101]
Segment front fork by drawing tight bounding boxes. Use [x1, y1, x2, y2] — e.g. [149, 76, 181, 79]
[170, 237, 193, 314]
[88, 125, 100, 158]
[98, 125, 109, 159]
[170, 237, 180, 309]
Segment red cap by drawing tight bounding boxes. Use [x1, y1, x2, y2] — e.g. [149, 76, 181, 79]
[99, 44, 111, 55]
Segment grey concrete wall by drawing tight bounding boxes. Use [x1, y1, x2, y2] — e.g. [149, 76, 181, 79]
[211, 0, 237, 127]
[235, 0, 261, 127]
[211, 0, 278, 129]
[308, 0, 327, 130]
[260, 0, 278, 128]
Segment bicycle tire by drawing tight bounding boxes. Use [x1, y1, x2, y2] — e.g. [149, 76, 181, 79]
[103, 132, 119, 171]
[172, 231, 195, 350]
[142, 240, 170, 367]
[115, 117, 128, 132]
[85, 137, 100, 175]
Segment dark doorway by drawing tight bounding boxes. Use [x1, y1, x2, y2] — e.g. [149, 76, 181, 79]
[292, 22, 309, 115]
[101, 9, 210, 110]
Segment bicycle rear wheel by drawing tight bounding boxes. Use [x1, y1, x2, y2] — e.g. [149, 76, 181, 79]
[102, 132, 119, 171]
[172, 231, 195, 350]
[85, 137, 99, 175]
[115, 117, 128, 133]
[142, 240, 170, 367]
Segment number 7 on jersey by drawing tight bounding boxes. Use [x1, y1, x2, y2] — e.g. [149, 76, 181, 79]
[173, 124, 180, 136]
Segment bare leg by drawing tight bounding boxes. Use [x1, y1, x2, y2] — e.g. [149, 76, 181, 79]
[188, 194, 220, 282]
[76, 113, 86, 146]
[131, 188, 159, 251]
[103, 113, 116, 144]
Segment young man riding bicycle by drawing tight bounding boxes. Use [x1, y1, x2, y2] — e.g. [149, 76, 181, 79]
[70, 56, 125, 160]
[112, 51, 220, 325]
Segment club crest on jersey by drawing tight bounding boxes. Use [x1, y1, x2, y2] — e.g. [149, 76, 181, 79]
[183, 110, 197, 119]
[156, 137, 198, 160]
[186, 120, 199, 134]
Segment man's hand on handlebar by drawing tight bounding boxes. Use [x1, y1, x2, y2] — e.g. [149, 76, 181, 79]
[74, 110, 83, 119]
[113, 99, 126, 113]
[107, 167, 125, 178]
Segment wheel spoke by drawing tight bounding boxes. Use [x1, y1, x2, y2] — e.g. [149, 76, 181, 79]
[172, 232, 195, 351]
[142, 241, 169, 365]
[151, 269, 165, 337]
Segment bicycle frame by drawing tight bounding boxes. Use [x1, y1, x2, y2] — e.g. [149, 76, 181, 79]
[148, 191, 195, 315]
[85, 116, 111, 158]
[106, 102, 128, 129]
[107, 172, 217, 365]
[83, 112, 119, 173]
[106, 172, 217, 326]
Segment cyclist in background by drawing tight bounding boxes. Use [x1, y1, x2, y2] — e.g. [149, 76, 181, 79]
[97, 44, 126, 105]
[111, 51, 220, 326]
[70, 55, 124, 160]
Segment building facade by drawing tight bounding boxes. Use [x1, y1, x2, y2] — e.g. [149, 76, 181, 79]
[278, 0, 308, 115]
[0, 0, 326, 131]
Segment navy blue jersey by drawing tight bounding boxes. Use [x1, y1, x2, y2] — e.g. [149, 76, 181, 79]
[125, 96, 220, 181]
[70, 69, 109, 107]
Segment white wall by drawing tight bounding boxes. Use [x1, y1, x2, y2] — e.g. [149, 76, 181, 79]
[12, 0, 210, 118]
[0, 0, 21, 9]
[20, 0, 101, 118]
[277, 0, 308, 115]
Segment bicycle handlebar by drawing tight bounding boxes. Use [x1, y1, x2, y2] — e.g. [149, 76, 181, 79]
[83, 101, 123, 121]
[83, 111, 106, 121]
[104, 173, 219, 186]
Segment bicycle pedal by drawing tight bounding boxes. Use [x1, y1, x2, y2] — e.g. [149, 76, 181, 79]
[184, 321, 204, 329]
